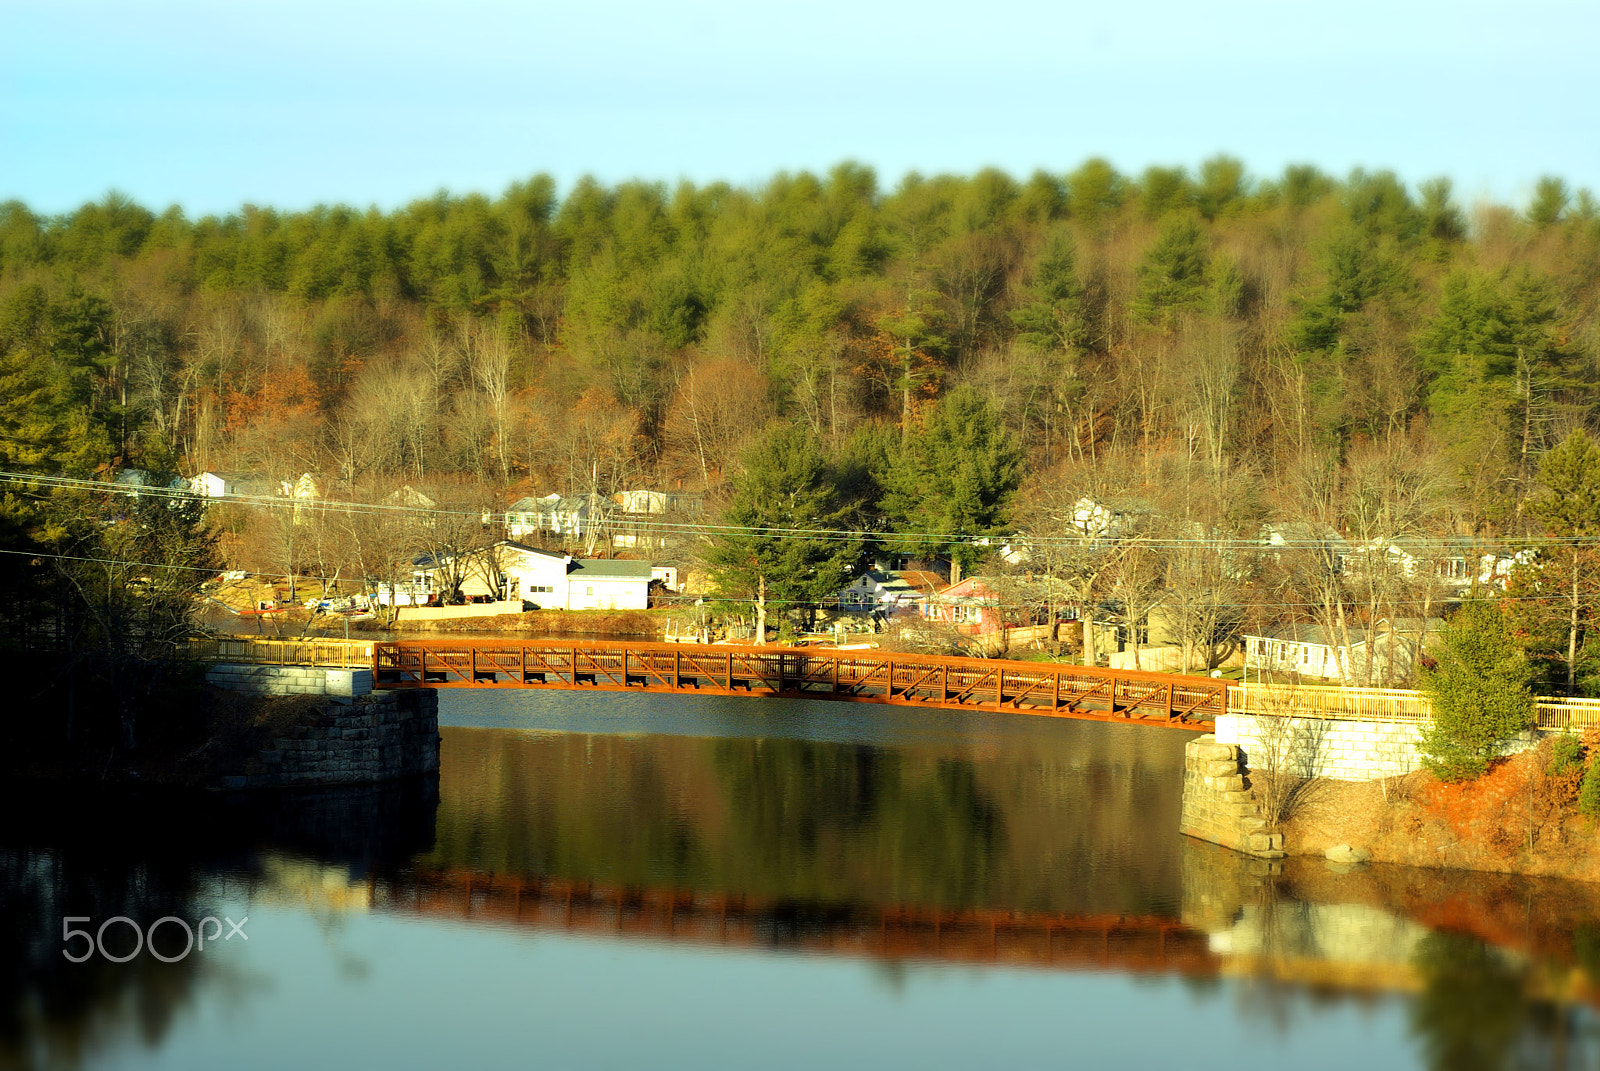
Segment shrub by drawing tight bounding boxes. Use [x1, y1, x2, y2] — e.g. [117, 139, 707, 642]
[1550, 733, 1586, 777]
[1582, 761, 1600, 820]
[1417, 602, 1536, 783]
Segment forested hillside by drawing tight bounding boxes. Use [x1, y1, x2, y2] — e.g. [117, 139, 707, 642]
[2, 159, 1594, 499]
[3, 158, 1600, 687]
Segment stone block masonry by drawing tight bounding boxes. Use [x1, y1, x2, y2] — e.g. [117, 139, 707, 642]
[1180, 734, 1285, 859]
[1214, 713, 1538, 783]
[213, 688, 439, 791]
[206, 663, 375, 698]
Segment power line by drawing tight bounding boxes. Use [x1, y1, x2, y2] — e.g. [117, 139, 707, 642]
[0, 548, 1582, 620]
[2, 469, 1593, 554]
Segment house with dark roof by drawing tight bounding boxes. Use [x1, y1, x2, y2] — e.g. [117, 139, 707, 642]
[565, 558, 653, 609]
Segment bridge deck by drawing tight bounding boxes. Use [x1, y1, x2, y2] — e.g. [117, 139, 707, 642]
[373, 640, 1225, 728]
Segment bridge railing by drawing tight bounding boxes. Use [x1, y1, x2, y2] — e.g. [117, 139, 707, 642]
[371, 639, 1229, 725]
[1227, 682, 1600, 732]
[187, 634, 374, 668]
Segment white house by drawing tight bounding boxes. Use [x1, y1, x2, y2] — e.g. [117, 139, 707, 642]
[1242, 626, 1348, 680]
[190, 470, 276, 499]
[1071, 496, 1151, 541]
[1343, 537, 1474, 591]
[1242, 620, 1439, 684]
[375, 577, 435, 607]
[396, 541, 652, 610]
[565, 559, 653, 610]
[1479, 549, 1538, 590]
[838, 569, 945, 617]
[506, 494, 594, 541]
[1259, 521, 1348, 557]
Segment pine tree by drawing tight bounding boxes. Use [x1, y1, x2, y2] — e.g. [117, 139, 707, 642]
[1009, 231, 1087, 354]
[1417, 602, 1536, 782]
[707, 426, 861, 638]
[1133, 216, 1209, 324]
[880, 389, 1022, 571]
[1526, 429, 1600, 693]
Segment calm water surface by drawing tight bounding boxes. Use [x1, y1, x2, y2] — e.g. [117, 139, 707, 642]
[4, 690, 1599, 1070]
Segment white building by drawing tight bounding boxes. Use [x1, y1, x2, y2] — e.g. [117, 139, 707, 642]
[506, 494, 594, 541]
[397, 541, 652, 610]
[838, 569, 945, 617]
[1242, 620, 1438, 684]
[564, 559, 653, 610]
[190, 470, 275, 499]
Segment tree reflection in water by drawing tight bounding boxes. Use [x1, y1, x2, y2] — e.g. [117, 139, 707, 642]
[1409, 930, 1597, 1071]
[0, 778, 437, 1071]
[423, 725, 1186, 916]
[0, 840, 211, 1069]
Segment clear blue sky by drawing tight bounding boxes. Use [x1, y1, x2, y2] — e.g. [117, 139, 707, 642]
[3, 0, 1596, 217]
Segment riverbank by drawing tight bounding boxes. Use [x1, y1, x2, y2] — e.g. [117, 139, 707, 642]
[1277, 740, 1600, 883]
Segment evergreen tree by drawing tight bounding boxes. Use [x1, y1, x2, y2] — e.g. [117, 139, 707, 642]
[707, 426, 860, 637]
[1137, 166, 1191, 221]
[1009, 230, 1087, 354]
[1133, 216, 1210, 324]
[1420, 267, 1580, 482]
[1417, 602, 1536, 782]
[1525, 428, 1600, 693]
[880, 389, 1022, 571]
[1528, 176, 1571, 227]
[1195, 155, 1245, 221]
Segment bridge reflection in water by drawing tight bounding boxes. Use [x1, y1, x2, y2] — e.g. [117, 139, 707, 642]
[369, 868, 1217, 975]
[243, 847, 1600, 1019]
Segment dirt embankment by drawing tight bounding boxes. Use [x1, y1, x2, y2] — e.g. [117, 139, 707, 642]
[1280, 739, 1600, 883]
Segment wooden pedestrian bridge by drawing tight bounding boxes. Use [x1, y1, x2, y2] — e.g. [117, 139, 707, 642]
[189, 635, 1600, 732]
[376, 639, 1235, 727]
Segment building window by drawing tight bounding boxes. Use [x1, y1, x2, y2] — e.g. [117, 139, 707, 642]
[586, 586, 594, 596]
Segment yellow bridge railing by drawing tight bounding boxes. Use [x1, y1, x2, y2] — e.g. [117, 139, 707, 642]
[1227, 683, 1600, 732]
[188, 635, 374, 668]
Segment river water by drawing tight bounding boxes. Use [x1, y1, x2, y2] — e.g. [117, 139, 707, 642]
[4, 691, 1599, 1070]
